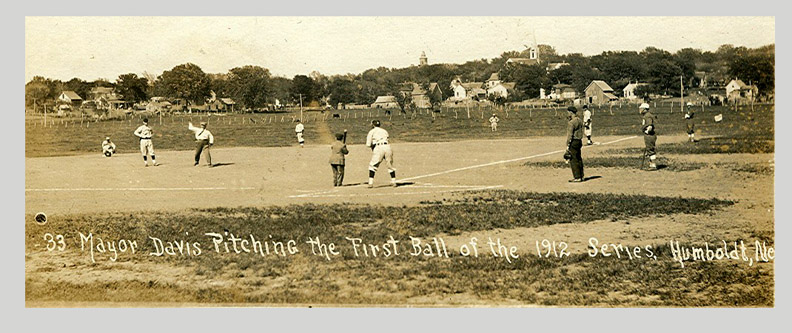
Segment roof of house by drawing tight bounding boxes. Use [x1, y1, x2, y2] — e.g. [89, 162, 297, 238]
[373, 96, 397, 104]
[623, 82, 648, 91]
[501, 82, 516, 90]
[428, 82, 439, 92]
[729, 79, 749, 88]
[586, 80, 614, 92]
[487, 73, 500, 82]
[603, 92, 618, 100]
[461, 82, 484, 90]
[91, 87, 114, 94]
[507, 58, 540, 66]
[220, 98, 236, 105]
[60, 91, 82, 100]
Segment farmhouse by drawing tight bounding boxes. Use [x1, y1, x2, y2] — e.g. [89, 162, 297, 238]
[449, 78, 485, 101]
[725, 79, 758, 103]
[584, 80, 618, 105]
[548, 84, 577, 100]
[371, 95, 399, 108]
[207, 98, 236, 111]
[401, 82, 442, 108]
[485, 73, 516, 99]
[623, 82, 648, 100]
[58, 91, 83, 105]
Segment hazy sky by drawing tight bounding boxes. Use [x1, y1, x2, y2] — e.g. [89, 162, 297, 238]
[25, 16, 774, 82]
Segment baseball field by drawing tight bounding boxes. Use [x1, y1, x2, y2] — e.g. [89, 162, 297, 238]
[25, 103, 775, 307]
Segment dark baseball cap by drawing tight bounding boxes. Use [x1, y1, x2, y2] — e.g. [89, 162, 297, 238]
[567, 106, 578, 113]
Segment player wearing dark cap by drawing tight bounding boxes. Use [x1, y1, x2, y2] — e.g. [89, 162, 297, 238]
[565, 106, 584, 182]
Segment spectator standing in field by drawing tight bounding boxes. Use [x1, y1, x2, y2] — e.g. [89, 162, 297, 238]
[565, 106, 585, 182]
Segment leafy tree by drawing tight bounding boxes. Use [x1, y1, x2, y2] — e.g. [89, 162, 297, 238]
[510, 64, 549, 98]
[289, 75, 318, 104]
[115, 73, 149, 102]
[25, 76, 56, 107]
[226, 66, 272, 109]
[154, 63, 211, 107]
[327, 76, 357, 107]
[727, 45, 774, 94]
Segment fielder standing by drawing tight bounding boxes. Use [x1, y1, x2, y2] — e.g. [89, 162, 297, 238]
[565, 106, 585, 182]
[489, 113, 500, 132]
[133, 118, 158, 167]
[685, 102, 697, 142]
[640, 103, 658, 170]
[295, 119, 305, 148]
[188, 121, 214, 167]
[366, 120, 396, 188]
[582, 104, 593, 145]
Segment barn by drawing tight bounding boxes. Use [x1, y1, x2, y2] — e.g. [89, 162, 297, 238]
[584, 80, 618, 105]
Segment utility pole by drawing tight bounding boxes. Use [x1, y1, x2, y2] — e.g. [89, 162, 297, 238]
[680, 75, 684, 114]
[299, 93, 304, 121]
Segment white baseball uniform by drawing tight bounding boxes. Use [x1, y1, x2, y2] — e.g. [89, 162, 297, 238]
[489, 116, 499, 131]
[583, 110, 592, 137]
[101, 139, 116, 156]
[366, 127, 394, 173]
[295, 123, 305, 145]
[134, 124, 155, 156]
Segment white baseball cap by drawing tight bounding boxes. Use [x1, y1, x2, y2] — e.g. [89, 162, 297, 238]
[639, 103, 650, 109]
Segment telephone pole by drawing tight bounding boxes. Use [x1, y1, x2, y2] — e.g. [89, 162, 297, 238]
[299, 93, 304, 121]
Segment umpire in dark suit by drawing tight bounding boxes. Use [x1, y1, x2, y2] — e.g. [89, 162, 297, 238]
[329, 133, 349, 186]
[566, 106, 585, 182]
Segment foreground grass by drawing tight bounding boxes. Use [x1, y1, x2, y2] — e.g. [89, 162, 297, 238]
[24, 190, 767, 306]
[25, 104, 773, 157]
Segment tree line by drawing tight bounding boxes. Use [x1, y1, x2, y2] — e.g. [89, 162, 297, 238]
[25, 43, 774, 111]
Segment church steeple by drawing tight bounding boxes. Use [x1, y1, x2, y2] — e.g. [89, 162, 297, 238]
[419, 51, 428, 66]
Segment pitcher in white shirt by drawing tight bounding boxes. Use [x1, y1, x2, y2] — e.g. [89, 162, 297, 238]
[188, 121, 214, 167]
[365, 119, 396, 188]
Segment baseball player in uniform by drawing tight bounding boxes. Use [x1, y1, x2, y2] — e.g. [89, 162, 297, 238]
[133, 118, 158, 167]
[640, 103, 658, 170]
[685, 102, 697, 142]
[329, 133, 349, 186]
[366, 120, 396, 188]
[489, 113, 500, 131]
[295, 120, 305, 148]
[101, 136, 116, 157]
[188, 121, 214, 167]
[582, 105, 593, 145]
[565, 106, 585, 182]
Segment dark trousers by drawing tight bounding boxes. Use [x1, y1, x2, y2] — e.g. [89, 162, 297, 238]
[331, 164, 345, 186]
[569, 139, 584, 180]
[195, 139, 211, 165]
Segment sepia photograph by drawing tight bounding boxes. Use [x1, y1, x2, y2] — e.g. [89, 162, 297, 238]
[24, 15, 775, 308]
